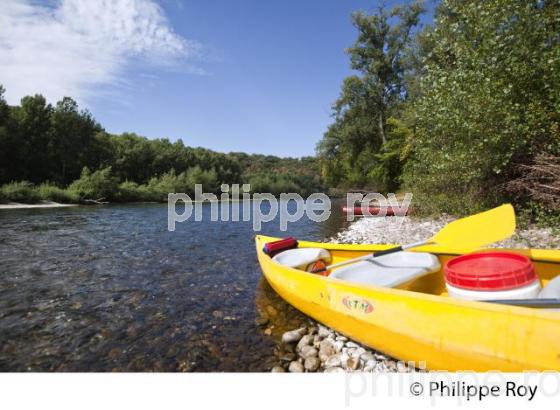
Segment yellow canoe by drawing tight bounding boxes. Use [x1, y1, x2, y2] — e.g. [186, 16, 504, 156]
[255, 235, 560, 371]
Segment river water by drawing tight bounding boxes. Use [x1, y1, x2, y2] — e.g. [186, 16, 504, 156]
[0, 200, 349, 371]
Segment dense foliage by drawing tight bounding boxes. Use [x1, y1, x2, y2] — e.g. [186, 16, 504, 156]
[317, 3, 424, 191]
[317, 0, 560, 218]
[405, 0, 560, 214]
[0, 86, 323, 203]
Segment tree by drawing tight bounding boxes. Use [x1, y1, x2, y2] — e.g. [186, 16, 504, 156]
[0, 86, 11, 183]
[50, 97, 101, 184]
[347, 2, 424, 145]
[317, 2, 424, 190]
[403, 0, 560, 213]
[11, 94, 53, 183]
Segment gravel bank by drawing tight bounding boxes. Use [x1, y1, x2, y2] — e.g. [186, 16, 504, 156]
[333, 215, 560, 249]
[272, 325, 423, 373]
[271, 215, 559, 373]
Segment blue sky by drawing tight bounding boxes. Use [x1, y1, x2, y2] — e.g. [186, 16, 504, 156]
[0, 0, 435, 157]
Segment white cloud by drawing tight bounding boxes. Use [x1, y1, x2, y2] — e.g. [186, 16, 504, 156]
[0, 0, 201, 105]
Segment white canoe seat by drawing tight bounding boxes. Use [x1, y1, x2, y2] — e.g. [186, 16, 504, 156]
[272, 248, 331, 270]
[329, 252, 441, 288]
[539, 275, 560, 299]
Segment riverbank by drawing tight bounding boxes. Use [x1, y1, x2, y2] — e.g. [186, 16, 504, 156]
[272, 215, 559, 372]
[0, 201, 77, 210]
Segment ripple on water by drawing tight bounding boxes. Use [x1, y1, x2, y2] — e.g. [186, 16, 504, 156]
[0, 201, 349, 371]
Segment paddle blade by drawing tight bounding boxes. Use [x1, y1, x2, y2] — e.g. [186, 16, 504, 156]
[431, 204, 516, 250]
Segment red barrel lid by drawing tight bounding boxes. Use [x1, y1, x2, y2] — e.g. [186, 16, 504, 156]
[444, 252, 537, 291]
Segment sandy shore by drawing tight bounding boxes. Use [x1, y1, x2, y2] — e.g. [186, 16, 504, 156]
[0, 201, 77, 210]
[273, 215, 559, 372]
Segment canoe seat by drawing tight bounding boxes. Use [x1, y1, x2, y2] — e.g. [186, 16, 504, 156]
[272, 248, 331, 270]
[539, 275, 560, 299]
[329, 252, 440, 288]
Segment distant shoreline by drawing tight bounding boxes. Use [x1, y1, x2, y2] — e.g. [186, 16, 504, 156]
[0, 197, 340, 210]
[0, 201, 77, 210]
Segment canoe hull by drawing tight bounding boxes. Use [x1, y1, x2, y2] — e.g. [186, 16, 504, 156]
[341, 206, 411, 216]
[256, 235, 560, 371]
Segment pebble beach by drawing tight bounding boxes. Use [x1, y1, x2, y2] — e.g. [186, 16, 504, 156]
[271, 215, 559, 373]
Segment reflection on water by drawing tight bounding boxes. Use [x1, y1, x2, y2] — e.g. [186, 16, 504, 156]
[0, 200, 349, 371]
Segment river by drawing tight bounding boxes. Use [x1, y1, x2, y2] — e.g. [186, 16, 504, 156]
[0, 200, 350, 371]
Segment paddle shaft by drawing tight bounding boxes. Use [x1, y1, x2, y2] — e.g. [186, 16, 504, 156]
[321, 240, 430, 272]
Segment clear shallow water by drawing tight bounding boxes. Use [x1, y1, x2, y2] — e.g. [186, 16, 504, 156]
[0, 200, 349, 371]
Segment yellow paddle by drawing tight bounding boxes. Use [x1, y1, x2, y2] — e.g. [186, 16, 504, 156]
[319, 204, 516, 272]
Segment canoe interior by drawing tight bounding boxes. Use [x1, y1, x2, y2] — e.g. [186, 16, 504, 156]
[301, 244, 560, 296]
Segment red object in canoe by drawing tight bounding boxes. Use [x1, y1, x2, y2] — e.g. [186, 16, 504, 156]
[341, 206, 410, 216]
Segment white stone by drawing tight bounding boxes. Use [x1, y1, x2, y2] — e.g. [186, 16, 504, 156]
[281, 328, 307, 344]
[318, 339, 336, 362]
[324, 367, 344, 373]
[288, 361, 304, 373]
[351, 347, 366, 358]
[360, 352, 375, 362]
[296, 334, 314, 351]
[304, 357, 320, 372]
[317, 325, 331, 338]
[333, 340, 344, 352]
[324, 354, 342, 368]
[365, 359, 377, 368]
[299, 345, 318, 359]
[345, 356, 360, 370]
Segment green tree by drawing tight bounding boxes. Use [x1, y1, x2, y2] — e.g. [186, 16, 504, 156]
[347, 2, 425, 145]
[10, 94, 53, 183]
[404, 0, 560, 213]
[317, 2, 424, 190]
[50, 97, 101, 184]
[0, 86, 12, 183]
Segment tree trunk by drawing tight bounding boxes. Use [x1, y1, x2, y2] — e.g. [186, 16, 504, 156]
[378, 111, 386, 145]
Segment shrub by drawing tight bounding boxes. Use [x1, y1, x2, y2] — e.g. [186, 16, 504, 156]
[115, 181, 156, 202]
[37, 183, 78, 203]
[67, 167, 119, 201]
[184, 166, 219, 194]
[146, 167, 220, 200]
[0, 181, 41, 203]
[247, 173, 302, 196]
[146, 170, 185, 201]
